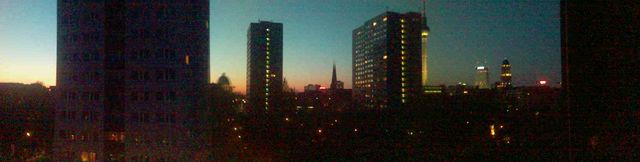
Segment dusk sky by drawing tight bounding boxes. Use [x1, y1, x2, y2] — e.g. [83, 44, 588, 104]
[0, 0, 560, 93]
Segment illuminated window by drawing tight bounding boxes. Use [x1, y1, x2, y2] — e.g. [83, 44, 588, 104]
[372, 22, 377, 26]
[81, 152, 97, 162]
[383, 17, 387, 21]
[185, 55, 190, 65]
[266, 28, 270, 31]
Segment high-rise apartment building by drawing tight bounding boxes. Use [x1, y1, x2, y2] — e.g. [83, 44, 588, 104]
[55, 1, 209, 161]
[475, 66, 490, 89]
[247, 21, 283, 112]
[499, 59, 512, 88]
[352, 12, 423, 108]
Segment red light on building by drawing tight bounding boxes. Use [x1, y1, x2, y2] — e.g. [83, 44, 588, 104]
[539, 80, 547, 85]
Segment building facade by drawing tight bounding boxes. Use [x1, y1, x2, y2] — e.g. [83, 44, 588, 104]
[475, 66, 489, 89]
[352, 12, 423, 109]
[55, 1, 209, 161]
[247, 21, 283, 113]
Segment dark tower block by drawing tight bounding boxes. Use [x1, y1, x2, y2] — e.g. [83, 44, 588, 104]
[247, 21, 283, 113]
[352, 12, 423, 109]
[55, 1, 209, 161]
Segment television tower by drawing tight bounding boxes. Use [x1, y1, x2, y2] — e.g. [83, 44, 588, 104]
[421, 0, 431, 87]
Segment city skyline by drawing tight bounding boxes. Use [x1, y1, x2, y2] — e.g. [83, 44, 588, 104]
[0, 0, 560, 94]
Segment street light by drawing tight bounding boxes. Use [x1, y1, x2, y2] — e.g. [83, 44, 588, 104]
[25, 131, 31, 137]
[490, 125, 496, 137]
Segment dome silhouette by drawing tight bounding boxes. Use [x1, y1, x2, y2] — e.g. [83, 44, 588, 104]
[217, 73, 230, 86]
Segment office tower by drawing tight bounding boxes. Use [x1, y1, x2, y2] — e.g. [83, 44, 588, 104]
[55, 1, 209, 161]
[352, 12, 423, 108]
[421, 0, 431, 87]
[475, 66, 489, 89]
[247, 21, 283, 112]
[562, 1, 639, 160]
[499, 59, 512, 88]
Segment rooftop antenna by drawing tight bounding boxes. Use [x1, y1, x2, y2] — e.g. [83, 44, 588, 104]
[422, 0, 426, 19]
[422, 0, 430, 31]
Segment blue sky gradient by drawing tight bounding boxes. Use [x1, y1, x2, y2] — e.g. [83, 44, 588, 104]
[0, 0, 560, 93]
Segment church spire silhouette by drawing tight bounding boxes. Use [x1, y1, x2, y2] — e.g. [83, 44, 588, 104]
[330, 62, 338, 90]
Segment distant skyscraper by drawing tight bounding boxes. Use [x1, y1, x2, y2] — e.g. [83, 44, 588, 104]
[352, 12, 423, 108]
[421, 0, 431, 87]
[499, 59, 512, 88]
[55, 1, 209, 161]
[475, 66, 490, 89]
[247, 21, 283, 112]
